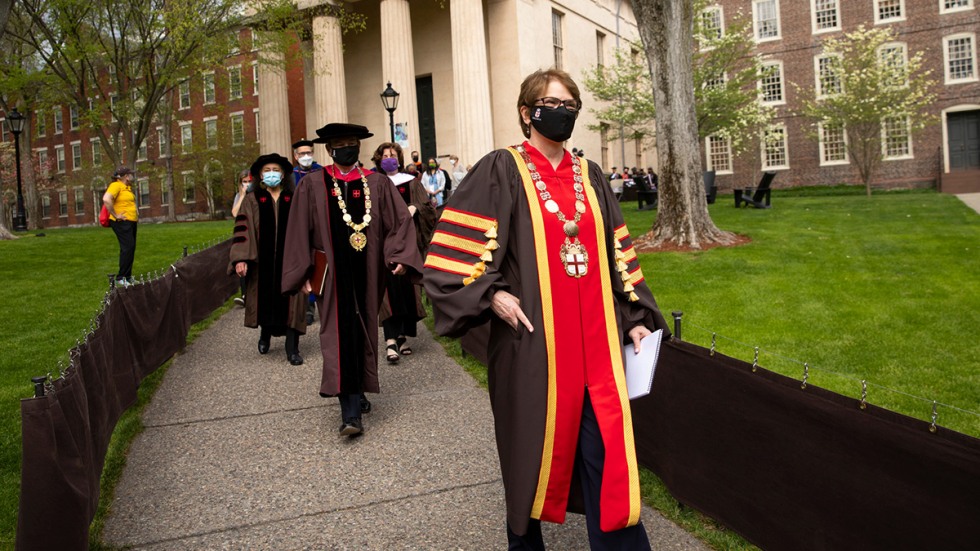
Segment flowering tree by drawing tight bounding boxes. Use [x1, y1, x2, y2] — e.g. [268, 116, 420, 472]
[797, 25, 936, 196]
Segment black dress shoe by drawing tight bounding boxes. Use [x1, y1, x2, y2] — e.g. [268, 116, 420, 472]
[360, 395, 372, 414]
[339, 418, 363, 437]
[258, 339, 270, 354]
[287, 352, 304, 366]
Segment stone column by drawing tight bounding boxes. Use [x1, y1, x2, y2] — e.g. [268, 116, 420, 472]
[312, 13, 348, 160]
[302, 41, 318, 146]
[450, 0, 494, 166]
[379, 0, 420, 152]
[257, 44, 292, 156]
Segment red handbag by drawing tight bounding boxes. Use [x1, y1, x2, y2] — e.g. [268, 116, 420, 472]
[99, 205, 111, 227]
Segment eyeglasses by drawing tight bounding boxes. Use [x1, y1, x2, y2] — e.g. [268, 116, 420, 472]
[533, 97, 581, 113]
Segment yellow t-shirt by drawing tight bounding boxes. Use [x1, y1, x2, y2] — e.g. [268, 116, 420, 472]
[106, 180, 138, 222]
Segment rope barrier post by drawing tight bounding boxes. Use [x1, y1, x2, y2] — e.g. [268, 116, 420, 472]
[671, 311, 683, 341]
[31, 376, 47, 398]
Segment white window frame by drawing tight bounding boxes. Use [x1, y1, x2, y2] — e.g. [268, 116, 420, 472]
[230, 111, 245, 146]
[178, 81, 191, 110]
[74, 188, 86, 214]
[136, 177, 151, 209]
[54, 145, 66, 173]
[759, 60, 786, 105]
[882, 115, 914, 160]
[552, 10, 564, 70]
[874, 0, 906, 24]
[251, 61, 259, 96]
[204, 116, 218, 150]
[136, 138, 148, 161]
[35, 111, 45, 137]
[69, 105, 80, 130]
[705, 135, 734, 175]
[253, 108, 261, 143]
[53, 106, 63, 134]
[879, 42, 909, 88]
[157, 126, 169, 158]
[182, 171, 196, 203]
[810, 0, 841, 34]
[41, 194, 51, 219]
[203, 72, 216, 105]
[35, 148, 49, 178]
[228, 65, 243, 99]
[702, 6, 725, 42]
[160, 181, 170, 206]
[943, 33, 978, 84]
[940, 0, 974, 14]
[818, 122, 849, 166]
[761, 124, 790, 170]
[70, 140, 82, 171]
[179, 121, 193, 154]
[752, 0, 781, 42]
[58, 189, 68, 217]
[814, 53, 843, 98]
[90, 138, 102, 166]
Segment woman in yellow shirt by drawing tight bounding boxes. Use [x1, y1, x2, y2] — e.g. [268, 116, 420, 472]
[102, 166, 139, 287]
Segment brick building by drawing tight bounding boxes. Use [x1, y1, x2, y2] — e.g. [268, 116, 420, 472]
[703, 0, 979, 193]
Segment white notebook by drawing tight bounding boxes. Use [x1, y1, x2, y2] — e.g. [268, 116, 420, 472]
[623, 329, 663, 400]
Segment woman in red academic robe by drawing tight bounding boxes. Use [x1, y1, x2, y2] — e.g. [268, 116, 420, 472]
[423, 69, 670, 549]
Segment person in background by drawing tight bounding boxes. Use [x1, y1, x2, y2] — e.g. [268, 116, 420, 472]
[405, 162, 419, 177]
[410, 150, 423, 173]
[449, 154, 467, 192]
[229, 153, 308, 366]
[646, 167, 658, 190]
[609, 166, 622, 181]
[230, 169, 252, 307]
[292, 138, 323, 184]
[423, 68, 669, 550]
[103, 166, 139, 287]
[422, 157, 449, 207]
[372, 142, 437, 363]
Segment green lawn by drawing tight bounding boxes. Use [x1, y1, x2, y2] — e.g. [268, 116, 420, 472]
[1, 190, 978, 549]
[0, 220, 234, 547]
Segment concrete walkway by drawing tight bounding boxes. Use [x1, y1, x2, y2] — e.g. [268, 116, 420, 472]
[102, 309, 709, 550]
[957, 192, 980, 215]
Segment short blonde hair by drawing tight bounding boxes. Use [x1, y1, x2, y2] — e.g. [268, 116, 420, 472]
[516, 69, 582, 138]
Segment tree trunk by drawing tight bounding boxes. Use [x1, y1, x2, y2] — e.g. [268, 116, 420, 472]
[0, 196, 17, 240]
[632, 0, 735, 249]
[19, 117, 40, 230]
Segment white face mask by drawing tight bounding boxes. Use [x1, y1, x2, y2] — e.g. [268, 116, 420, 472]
[450, 159, 456, 166]
[298, 155, 314, 168]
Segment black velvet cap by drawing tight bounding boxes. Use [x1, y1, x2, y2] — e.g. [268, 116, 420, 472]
[292, 139, 314, 149]
[312, 123, 373, 143]
[249, 153, 294, 181]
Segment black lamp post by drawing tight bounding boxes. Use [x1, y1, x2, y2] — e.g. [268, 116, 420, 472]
[380, 82, 399, 143]
[6, 108, 27, 231]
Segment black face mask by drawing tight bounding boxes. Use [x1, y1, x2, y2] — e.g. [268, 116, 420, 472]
[331, 145, 360, 167]
[411, 154, 419, 162]
[529, 105, 577, 143]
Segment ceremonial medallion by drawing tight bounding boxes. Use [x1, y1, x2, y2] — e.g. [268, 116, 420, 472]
[560, 239, 589, 278]
[350, 231, 367, 251]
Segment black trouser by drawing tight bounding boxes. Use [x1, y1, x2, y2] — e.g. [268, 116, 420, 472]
[507, 392, 651, 551]
[338, 393, 362, 421]
[111, 220, 138, 280]
[382, 316, 411, 341]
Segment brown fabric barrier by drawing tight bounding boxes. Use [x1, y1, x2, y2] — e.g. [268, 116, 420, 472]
[16, 241, 238, 551]
[461, 325, 980, 550]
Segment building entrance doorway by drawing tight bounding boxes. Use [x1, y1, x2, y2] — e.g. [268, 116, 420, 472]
[416, 76, 437, 162]
[948, 110, 980, 171]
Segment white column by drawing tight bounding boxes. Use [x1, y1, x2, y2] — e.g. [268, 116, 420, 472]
[450, 0, 494, 166]
[312, 14, 348, 160]
[257, 44, 292, 156]
[379, 0, 420, 151]
[302, 40, 318, 146]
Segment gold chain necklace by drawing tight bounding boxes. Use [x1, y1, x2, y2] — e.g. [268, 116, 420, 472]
[330, 167, 372, 251]
[516, 144, 589, 278]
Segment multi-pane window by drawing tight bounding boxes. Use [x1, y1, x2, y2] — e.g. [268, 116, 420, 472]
[252, 62, 259, 96]
[74, 188, 85, 214]
[874, 0, 904, 23]
[819, 123, 848, 164]
[883, 115, 912, 158]
[71, 142, 82, 171]
[942, 0, 973, 14]
[812, 0, 840, 32]
[229, 66, 242, 99]
[254, 109, 260, 143]
[815, 54, 842, 97]
[41, 195, 51, 218]
[205, 118, 218, 150]
[596, 31, 606, 67]
[180, 122, 193, 154]
[944, 34, 977, 83]
[136, 178, 150, 208]
[55, 145, 66, 173]
[137, 139, 147, 161]
[182, 172, 196, 203]
[760, 61, 785, 104]
[552, 10, 564, 69]
[702, 7, 724, 40]
[92, 139, 101, 166]
[705, 72, 727, 90]
[753, 0, 780, 41]
[161, 182, 170, 206]
[54, 107, 63, 134]
[231, 113, 245, 146]
[69, 105, 80, 129]
[37, 149, 49, 178]
[203, 73, 216, 104]
[879, 43, 908, 87]
[35, 111, 45, 137]
[762, 125, 789, 169]
[157, 127, 168, 157]
[179, 81, 191, 109]
[707, 135, 733, 173]
[59, 190, 68, 216]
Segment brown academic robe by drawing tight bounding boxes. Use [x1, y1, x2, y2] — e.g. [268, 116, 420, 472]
[281, 166, 423, 396]
[228, 188, 307, 334]
[380, 174, 437, 323]
[422, 147, 671, 535]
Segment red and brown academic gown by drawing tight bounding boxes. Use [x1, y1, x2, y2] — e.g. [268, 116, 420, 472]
[281, 165, 423, 396]
[423, 142, 669, 535]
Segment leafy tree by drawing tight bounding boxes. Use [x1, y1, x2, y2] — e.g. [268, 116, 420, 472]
[797, 25, 936, 197]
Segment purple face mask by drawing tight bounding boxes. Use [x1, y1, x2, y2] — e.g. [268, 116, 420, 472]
[380, 157, 399, 173]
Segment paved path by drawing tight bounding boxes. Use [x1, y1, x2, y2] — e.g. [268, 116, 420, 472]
[103, 308, 709, 550]
[956, 192, 980, 215]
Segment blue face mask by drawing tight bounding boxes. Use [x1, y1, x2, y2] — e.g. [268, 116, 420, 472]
[262, 172, 283, 187]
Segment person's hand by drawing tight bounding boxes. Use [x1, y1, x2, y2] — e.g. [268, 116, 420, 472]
[391, 263, 406, 275]
[628, 325, 652, 354]
[115, 212, 126, 221]
[235, 261, 248, 277]
[302, 280, 312, 294]
[491, 290, 533, 333]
